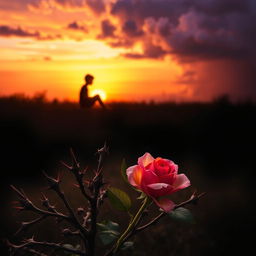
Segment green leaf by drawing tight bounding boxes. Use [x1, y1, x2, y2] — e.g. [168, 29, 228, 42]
[121, 241, 134, 251]
[97, 220, 120, 245]
[168, 207, 195, 224]
[97, 220, 119, 232]
[99, 230, 120, 245]
[120, 158, 128, 183]
[107, 187, 131, 211]
[137, 191, 146, 200]
[63, 244, 79, 256]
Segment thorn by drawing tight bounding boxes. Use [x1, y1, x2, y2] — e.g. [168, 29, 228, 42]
[10, 185, 26, 199]
[191, 191, 206, 205]
[24, 235, 35, 243]
[42, 171, 60, 190]
[70, 148, 80, 169]
[80, 167, 88, 175]
[40, 193, 48, 201]
[60, 160, 72, 170]
[198, 192, 207, 198]
[96, 142, 109, 155]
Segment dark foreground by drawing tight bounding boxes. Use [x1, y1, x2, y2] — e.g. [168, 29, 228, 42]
[0, 96, 255, 255]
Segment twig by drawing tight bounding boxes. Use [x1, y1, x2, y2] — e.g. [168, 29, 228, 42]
[87, 143, 108, 256]
[8, 239, 86, 256]
[14, 215, 47, 236]
[136, 192, 206, 232]
[43, 172, 89, 238]
[61, 149, 92, 202]
[104, 192, 206, 256]
[11, 185, 70, 221]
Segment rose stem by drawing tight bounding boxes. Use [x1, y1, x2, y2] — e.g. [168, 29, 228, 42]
[113, 196, 151, 253]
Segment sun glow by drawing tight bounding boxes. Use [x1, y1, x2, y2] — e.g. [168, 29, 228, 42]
[90, 89, 107, 101]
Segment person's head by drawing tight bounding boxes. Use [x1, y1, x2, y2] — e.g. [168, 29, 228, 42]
[85, 74, 94, 85]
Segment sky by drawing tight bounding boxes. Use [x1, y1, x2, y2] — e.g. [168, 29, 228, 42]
[0, 0, 256, 102]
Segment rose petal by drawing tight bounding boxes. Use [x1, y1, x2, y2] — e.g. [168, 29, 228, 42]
[153, 197, 175, 212]
[158, 173, 176, 185]
[138, 153, 154, 168]
[126, 165, 137, 186]
[147, 183, 170, 190]
[172, 174, 191, 193]
[132, 166, 144, 187]
[141, 170, 159, 185]
[140, 170, 158, 194]
[146, 183, 172, 197]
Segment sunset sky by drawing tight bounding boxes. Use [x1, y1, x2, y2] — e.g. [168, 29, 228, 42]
[1, 0, 256, 102]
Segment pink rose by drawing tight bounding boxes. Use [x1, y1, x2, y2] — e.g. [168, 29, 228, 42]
[126, 153, 190, 212]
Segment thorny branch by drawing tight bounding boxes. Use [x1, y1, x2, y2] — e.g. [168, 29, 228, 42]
[8, 144, 109, 256]
[43, 171, 89, 238]
[87, 142, 109, 256]
[7, 239, 86, 256]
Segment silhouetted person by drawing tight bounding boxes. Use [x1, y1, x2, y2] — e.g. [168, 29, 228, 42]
[79, 74, 106, 109]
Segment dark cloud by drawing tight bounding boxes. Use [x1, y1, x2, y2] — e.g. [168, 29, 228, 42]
[193, 0, 250, 15]
[86, 0, 105, 14]
[0, 25, 62, 40]
[67, 21, 88, 33]
[122, 20, 143, 37]
[111, 0, 187, 25]
[109, 0, 256, 62]
[97, 19, 116, 39]
[0, 25, 40, 37]
[108, 0, 256, 100]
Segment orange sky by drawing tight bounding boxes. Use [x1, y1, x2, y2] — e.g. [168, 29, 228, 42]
[1, 0, 255, 102]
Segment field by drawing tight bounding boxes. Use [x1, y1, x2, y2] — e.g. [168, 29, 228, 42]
[1, 95, 255, 255]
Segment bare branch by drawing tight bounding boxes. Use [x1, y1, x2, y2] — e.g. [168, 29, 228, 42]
[87, 143, 109, 256]
[43, 171, 89, 237]
[15, 215, 46, 236]
[61, 150, 92, 202]
[8, 238, 86, 256]
[11, 185, 69, 220]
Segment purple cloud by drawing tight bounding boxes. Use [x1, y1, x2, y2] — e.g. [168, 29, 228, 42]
[97, 19, 116, 39]
[86, 0, 105, 14]
[0, 25, 62, 40]
[0, 25, 40, 37]
[67, 21, 88, 33]
[122, 20, 144, 37]
[109, 0, 256, 61]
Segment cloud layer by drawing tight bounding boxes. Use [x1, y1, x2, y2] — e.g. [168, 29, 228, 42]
[1, 0, 256, 101]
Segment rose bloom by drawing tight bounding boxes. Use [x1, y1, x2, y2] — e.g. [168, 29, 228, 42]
[126, 153, 190, 212]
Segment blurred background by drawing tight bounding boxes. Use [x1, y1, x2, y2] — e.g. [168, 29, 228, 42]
[1, 0, 256, 255]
